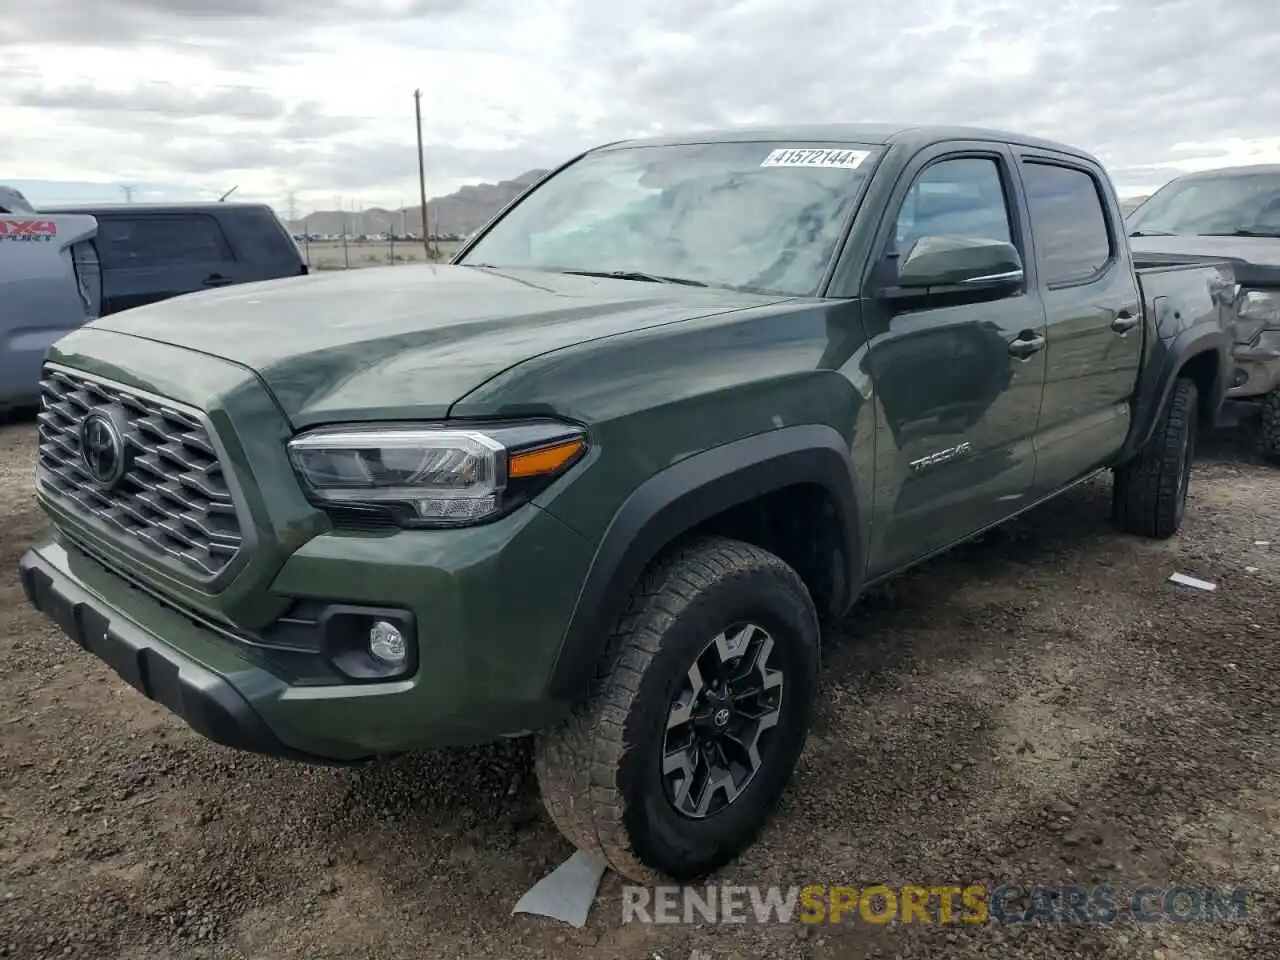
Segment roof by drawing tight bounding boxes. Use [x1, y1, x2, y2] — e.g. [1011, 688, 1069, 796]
[1166, 164, 1280, 181]
[39, 200, 273, 214]
[594, 122, 1097, 162]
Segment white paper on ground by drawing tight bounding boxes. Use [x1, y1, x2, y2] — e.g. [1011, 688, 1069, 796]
[512, 849, 609, 928]
[1169, 572, 1217, 591]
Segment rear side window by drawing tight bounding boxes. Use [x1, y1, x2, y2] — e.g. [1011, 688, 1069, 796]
[96, 215, 233, 269]
[230, 207, 302, 265]
[1020, 161, 1113, 284]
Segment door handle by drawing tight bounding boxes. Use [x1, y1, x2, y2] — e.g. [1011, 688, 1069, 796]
[1008, 332, 1046, 360]
[1111, 309, 1140, 334]
[203, 274, 234, 287]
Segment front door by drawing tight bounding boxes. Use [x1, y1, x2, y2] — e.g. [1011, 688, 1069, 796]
[860, 148, 1049, 576]
[1014, 156, 1144, 496]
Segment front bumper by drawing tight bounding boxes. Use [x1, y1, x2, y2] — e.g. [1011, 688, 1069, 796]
[20, 503, 594, 761]
[20, 544, 314, 760]
[1227, 332, 1280, 399]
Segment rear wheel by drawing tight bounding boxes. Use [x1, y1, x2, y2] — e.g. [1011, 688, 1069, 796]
[1260, 388, 1280, 464]
[534, 536, 820, 881]
[1112, 376, 1197, 539]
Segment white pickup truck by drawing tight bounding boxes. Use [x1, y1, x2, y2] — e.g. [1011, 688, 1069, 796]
[1, 185, 101, 416]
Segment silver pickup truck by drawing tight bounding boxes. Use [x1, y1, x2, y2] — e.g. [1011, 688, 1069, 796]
[1128, 163, 1280, 461]
[1, 186, 101, 417]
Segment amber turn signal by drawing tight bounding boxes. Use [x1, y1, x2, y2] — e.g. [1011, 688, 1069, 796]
[508, 437, 586, 479]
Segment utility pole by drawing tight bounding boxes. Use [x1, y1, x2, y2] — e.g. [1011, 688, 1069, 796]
[414, 89, 431, 260]
[285, 191, 299, 223]
[120, 184, 135, 203]
[339, 195, 349, 268]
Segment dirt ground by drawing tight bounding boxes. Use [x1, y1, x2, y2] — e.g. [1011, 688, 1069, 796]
[1, 416, 1277, 960]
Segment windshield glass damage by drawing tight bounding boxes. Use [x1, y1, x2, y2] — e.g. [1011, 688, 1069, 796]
[457, 141, 881, 296]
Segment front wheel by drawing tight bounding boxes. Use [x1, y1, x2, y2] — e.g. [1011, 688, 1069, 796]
[1112, 376, 1198, 539]
[534, 536, 820, 882]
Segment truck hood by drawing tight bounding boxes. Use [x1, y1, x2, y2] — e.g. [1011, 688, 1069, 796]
[91, 264, 783, 425]
[1130, 234, 1280, 287]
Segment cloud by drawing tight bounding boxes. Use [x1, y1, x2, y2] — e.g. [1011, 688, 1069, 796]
[12, 83, 287, 120]
[1, 0, 1278, 209]
[0, 0, 482, 47]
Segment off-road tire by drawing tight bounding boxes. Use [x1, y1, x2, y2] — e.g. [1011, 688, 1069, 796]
[1112, 376, 1198, 539]
[534, 536, 820, 882]
[1260, 388, 1280, 464]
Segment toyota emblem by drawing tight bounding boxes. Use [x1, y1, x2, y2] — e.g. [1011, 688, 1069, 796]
[79, 410, 127, 487]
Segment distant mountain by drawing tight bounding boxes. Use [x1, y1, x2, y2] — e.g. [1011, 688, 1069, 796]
[290, 169, 549, 238]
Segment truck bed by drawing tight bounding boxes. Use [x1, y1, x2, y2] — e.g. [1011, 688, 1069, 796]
[1132, 241, 1280, 290]
[1134, 258, 1237, 342]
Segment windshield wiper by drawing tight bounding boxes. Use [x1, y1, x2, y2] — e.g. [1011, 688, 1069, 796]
[560, 269, 709, 287]
[1129, 230, 1177, 237]
[1199, 229, 1280, 238]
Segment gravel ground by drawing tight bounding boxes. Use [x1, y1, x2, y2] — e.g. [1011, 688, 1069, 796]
[0, 417, 1277, 960]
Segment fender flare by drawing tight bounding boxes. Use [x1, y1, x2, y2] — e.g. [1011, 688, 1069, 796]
[546, 424, 864, 701]
[1119, 324, 1229, 463]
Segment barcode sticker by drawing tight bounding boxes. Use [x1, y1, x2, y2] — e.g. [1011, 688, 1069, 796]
[760, 148, 870, 169]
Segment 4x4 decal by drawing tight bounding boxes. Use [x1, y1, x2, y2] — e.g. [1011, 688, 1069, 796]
[0, 219, 58, 242]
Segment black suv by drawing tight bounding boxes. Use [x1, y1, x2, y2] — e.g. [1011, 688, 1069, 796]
[40, 201, 307, 316]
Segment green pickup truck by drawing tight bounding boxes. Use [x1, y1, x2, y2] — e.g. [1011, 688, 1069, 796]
[20, 124, 1236, 882]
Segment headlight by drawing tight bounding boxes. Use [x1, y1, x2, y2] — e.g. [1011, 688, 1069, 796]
[287, 420, 587, 527]
[1236, 289, 1280, 344]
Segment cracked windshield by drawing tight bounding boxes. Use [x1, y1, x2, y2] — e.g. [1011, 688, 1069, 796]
[459, 141, 880, 296]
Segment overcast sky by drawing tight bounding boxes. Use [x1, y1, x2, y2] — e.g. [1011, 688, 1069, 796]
[2, 0, 1278, 213]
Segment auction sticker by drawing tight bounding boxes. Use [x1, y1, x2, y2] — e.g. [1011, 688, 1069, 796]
[760, 148, 870, 169]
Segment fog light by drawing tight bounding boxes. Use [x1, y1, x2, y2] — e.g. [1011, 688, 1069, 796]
[368, 620, 406, 665]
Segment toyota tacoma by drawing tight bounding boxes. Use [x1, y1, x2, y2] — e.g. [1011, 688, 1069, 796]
[20, 124, 1236, 882]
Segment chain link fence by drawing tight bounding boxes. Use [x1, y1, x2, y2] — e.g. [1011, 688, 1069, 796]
[296, 237, 466, 271]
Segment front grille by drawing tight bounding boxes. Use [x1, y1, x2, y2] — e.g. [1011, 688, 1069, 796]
[36, 365, 246, 583]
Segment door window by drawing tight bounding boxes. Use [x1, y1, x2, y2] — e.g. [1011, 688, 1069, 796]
[96, 215, 233, 269]
[893, 156, 1014, 258]
[1020, 161, 1113, 284]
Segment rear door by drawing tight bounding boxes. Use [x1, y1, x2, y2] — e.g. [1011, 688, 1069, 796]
[858, 144, 1049, 575]
[1014, 154, 1144, 496]
[96, 212, 238, 314]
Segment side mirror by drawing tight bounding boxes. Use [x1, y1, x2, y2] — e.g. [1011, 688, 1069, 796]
[896, 236, 1024, 290]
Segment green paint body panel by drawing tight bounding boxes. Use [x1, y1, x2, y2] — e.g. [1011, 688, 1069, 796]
[18, 123, 1233, 762]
